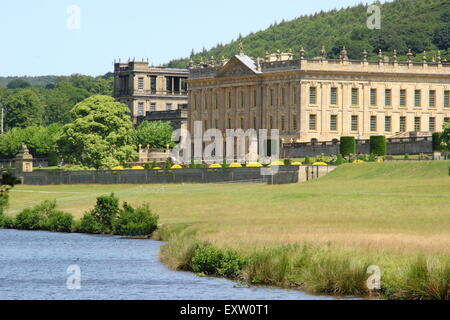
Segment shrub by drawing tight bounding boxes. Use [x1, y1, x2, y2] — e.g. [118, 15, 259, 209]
[432, 132, 442, 151]
[0, 215, 15, 229]
[78, 211, 104, 234]
[14, 200, 57, 230]
[15, 208, 47, 230]
[47, 151, 59, 167]
[368, 153, 376, 162]
[165, 159, 172, 169]
[0, 194, 8, 216]
[91, 193, 120, 233]
[192, 243, 245, 278]
[284, 159, 292, 166]
[404, 154, 410, 160]
[335, 154, 345, 165]
[340, 137, 356, 156]
[222, 158, 229, 168]
[46, 211, 74, 233]
[113, 203, 159, 236]
[370, 136, 387, 156]
[151, 160, 158, 169]
[14, 200, 74, 232]
[304, 156, 312, 165]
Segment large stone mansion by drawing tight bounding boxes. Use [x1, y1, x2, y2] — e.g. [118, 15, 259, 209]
[187, 45, 450, 143]
[113, 60, 188, 127]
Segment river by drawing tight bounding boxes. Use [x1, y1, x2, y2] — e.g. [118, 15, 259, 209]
[0, 229, 333, 300]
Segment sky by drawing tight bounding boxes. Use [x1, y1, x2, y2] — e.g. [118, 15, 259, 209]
[0, 0, 390, 77]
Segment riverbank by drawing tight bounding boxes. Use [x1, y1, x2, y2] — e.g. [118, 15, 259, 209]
[5, 161, 450, 299]
[0, 229, 331, 300]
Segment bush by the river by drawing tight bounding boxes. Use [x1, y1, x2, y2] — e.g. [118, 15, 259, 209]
[191, 243, 245, 278]
[1, 193, 160, 237]
[90, 193, 120, 233]
[45, 211, 74, 233]
[113, 203, 159, 237]
[14, 200, 74, 232]
[77, 194, 159, 236]
[78, 212, 104, 234]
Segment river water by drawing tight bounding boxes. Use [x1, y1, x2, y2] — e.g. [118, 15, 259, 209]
[0, 229, 333, 300]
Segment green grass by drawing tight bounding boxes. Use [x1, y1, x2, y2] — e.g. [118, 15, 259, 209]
[5, 161, 450, 299]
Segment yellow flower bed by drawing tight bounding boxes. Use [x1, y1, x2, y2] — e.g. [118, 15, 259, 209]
[312, 162, 328, 166]
[131, 166, 144, 170]
[229, 163, 242, 168]
[209, 163, 222, 169]
[153, 167, 162, 170]
[291, 162, 302, 166]
[270, 161, 284, 166]
[112, 166, 124, 170]
[171, 164, 183, 169]
[377, 158, 384, 163]
[247, 162, 263, 168]
[352, 160, 365, 164]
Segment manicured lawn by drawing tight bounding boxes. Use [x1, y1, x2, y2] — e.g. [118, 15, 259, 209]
[8, 161, 450, 255]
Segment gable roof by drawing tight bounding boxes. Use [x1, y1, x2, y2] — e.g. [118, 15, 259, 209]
[216, 55, 262, 78]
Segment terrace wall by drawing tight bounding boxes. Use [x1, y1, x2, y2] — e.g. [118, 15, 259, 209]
[18, 166, 336, 186]
[283, 137, 432, 158]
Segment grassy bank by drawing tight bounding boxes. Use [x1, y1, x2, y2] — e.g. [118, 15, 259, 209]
[5, 161, 450, 299]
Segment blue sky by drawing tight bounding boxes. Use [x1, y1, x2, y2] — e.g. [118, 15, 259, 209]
[0, 0, 388, 77]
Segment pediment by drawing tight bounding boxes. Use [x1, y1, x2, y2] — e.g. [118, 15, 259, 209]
[216, 55, 260, 78]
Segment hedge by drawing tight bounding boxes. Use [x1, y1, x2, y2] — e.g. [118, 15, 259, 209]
[340, 137, 356, 156]
[370, 136, 387, 156]
[432, 132, 442, 151]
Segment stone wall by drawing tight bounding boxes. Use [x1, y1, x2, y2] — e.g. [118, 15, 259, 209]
[283, 137, 432, 158]
[19, 166, 335, 186]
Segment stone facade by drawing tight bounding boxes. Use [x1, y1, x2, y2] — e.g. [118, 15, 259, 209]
[113, 60, 189, 125]
[188, 46, 450, 144]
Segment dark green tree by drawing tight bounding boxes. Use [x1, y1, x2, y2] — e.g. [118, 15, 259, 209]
[4, 89, 44, 129]
[7, 79, 31, 89]
[57, 95, 137, 169]
[134, 121, 175, 150]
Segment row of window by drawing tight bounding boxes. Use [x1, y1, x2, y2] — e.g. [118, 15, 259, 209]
[309, 115, 450, 132]
[193, 88, 450, 111]
[136, 102, 172, 116]
[310, 87, 450, 108]
[199, 116, 450, 132]
[136, 76, 187, 92]
[202, 116, 299, 132]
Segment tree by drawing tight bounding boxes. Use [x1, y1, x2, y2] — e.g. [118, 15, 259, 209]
[41, 85, 91, 125]
[134, 121, 175, 150]
[4, 89, 44, 129]
[0, 170, 20, 216]
[0, 124, 62, 159]
[433, 24, 450, 50]
[7, 79, 31, 89]
[57, 95, 137, 169]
